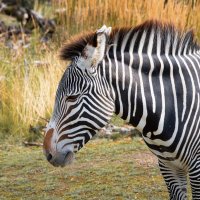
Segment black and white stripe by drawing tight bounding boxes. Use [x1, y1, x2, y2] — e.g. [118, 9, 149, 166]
[49, 21, 200, 199]
[52, 64, 114, 151]
[104, 22, 200, 199]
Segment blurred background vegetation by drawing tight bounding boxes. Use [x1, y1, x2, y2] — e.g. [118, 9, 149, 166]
[0, 0, 200, 143]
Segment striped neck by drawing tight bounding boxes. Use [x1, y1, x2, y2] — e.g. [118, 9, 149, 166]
[103, 26, 200, 133]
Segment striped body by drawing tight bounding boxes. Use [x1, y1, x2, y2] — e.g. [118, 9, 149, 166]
[107, 35, 200, 164]
[43, 21, 200, 199]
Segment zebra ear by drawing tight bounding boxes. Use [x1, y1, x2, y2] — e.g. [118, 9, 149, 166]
[76, 25, 112, 74]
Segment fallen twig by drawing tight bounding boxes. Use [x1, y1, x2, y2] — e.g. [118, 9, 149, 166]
[39, 116, 49, 123]
[23, 141, 43, 147]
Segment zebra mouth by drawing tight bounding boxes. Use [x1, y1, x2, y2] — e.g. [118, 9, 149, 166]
[47, 151, 74, 167]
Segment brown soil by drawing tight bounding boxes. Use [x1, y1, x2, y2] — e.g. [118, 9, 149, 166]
[132, 152, 158, 168]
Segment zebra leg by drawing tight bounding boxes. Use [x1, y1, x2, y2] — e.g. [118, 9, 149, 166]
[158, 160, 187, 200]
[189, 156, 200, 199]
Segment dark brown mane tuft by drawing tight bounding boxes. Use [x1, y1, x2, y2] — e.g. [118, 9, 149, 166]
[60, 31, 97, 61]
[60, 20, 199, 61]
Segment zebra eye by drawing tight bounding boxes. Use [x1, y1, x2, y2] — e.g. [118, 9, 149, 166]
[66, 94, 79, 102]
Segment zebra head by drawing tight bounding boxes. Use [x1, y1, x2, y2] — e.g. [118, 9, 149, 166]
[43, 25, 115, 167]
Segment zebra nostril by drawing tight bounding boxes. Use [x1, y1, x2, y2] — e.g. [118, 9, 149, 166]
[47, 153, 53, 162]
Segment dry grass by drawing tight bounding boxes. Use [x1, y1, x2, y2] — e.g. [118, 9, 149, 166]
[0, 42, 65, 141]
[1, 0, 200, 141]
[53, 0, 200, 37]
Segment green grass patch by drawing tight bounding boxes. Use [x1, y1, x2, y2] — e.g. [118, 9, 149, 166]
[0, 138, 169, 200]
[110, 115, 125, 127]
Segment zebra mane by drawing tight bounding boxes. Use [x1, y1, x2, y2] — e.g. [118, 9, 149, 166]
[60, 20, 200, 60]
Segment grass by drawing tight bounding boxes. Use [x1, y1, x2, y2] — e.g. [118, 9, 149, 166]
[0, 1, 197, 199]
[0, 138, 169, 200]
[53, 0, 200, 37]
[0, 40, 65, 141]
[0, 0, 200, 141]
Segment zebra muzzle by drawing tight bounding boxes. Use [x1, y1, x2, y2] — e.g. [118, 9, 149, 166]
[45, 150, 74, 167]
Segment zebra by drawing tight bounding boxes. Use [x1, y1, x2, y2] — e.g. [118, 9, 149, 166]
[43, 20, 200, 199]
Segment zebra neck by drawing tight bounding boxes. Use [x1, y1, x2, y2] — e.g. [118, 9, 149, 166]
[103, 55, 142, 129]
[104, 50, 200, 135]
